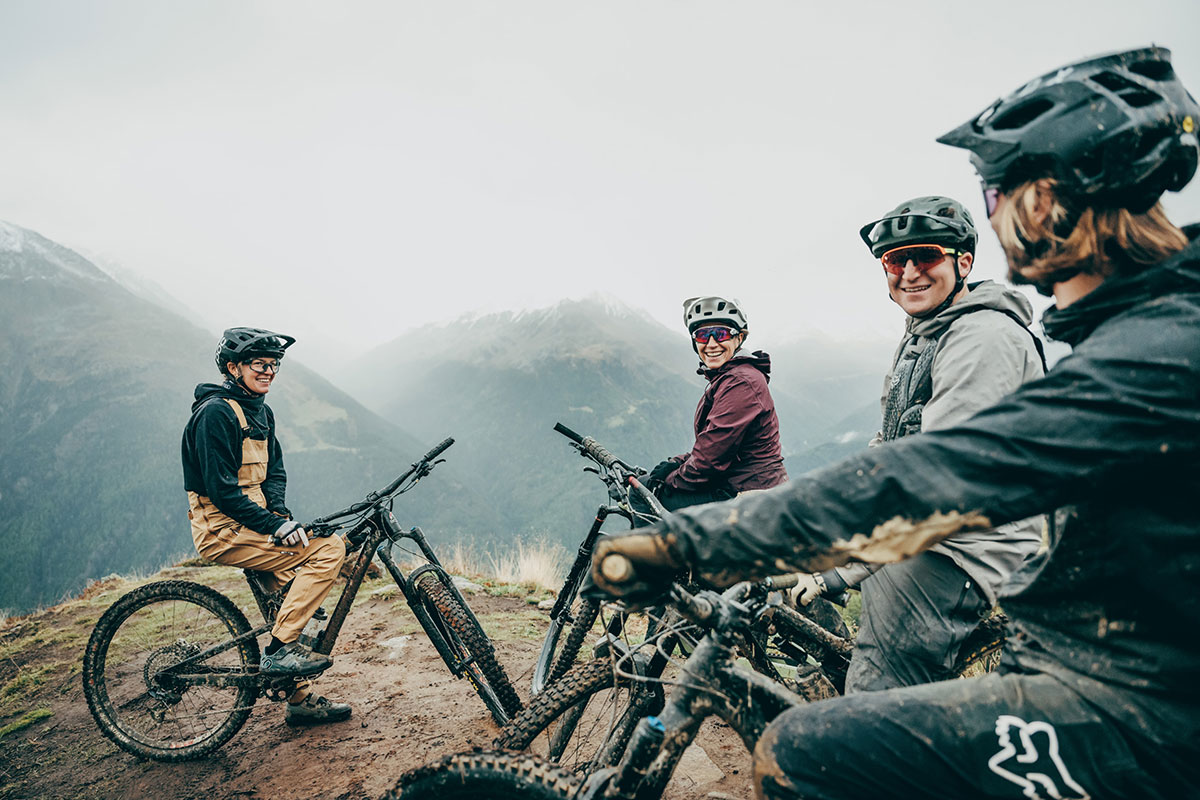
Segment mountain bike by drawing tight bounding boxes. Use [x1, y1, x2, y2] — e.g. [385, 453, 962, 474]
[82, 438, 523, 762]
[393, 567, 1006, 800]
[496, 579, 1005, 778]
[531, 423, 667, 697]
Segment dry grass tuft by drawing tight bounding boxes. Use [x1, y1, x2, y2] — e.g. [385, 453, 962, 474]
[487, 538, 566, 590]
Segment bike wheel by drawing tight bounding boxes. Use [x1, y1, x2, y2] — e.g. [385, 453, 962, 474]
[413, 572, 523, 724]
[954, 611, 1008, 677]
[82, 580, 259, 761]
[496, 657, 658, 775]
[543, 597, 601, 688]
[390, 750, 580, 800]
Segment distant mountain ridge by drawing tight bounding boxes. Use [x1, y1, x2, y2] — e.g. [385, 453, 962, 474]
[346, 296, 893, 546]
[0, 221, 497, 613]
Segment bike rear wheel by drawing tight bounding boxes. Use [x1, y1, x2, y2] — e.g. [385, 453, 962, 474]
[413, 571, 523, 724]
[390, 750, 580, 800]
[82, 580, 259, 761]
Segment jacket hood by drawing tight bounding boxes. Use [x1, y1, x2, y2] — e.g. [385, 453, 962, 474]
[191, 379, 266, 413]
[699, 349, 772, 381]
[1042, 232, 1200, 346]
[907, 280, 1035, 339]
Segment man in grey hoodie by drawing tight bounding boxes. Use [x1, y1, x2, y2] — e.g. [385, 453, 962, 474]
[791, 196, 1045, 691]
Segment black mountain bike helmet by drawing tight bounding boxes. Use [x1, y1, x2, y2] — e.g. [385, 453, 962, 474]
[938, 46, 1200, 212]
[215, 327, 295, 375]
[859, 196, 978, 257]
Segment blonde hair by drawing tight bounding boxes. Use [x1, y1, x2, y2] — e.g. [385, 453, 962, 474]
[993, 178, 1188, 287]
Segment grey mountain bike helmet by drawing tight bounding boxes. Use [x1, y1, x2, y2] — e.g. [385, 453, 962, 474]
[937, 46, 1200, 213]
[859, 196, 978, 257]
[215, 327, 295, 375]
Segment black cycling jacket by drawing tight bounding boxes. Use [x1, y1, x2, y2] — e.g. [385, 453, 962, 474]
[180, 380, 289, 536]
[656, 234, 1200, 704]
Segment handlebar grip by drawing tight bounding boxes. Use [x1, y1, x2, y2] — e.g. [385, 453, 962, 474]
[581, 436, 617, 469]
[765, 573, 800, 591]
[421, 437, 455, 462]
[599, 553, 634, 585]
[553, 422, 585, 444]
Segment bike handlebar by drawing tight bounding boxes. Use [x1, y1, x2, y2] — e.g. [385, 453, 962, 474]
[555, 422, 621, 470]
[553, 422, 584, 444]
[421, 437, 455, 463]
[308, 436, 455, 526]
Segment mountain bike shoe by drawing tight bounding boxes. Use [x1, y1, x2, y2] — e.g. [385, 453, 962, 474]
[285, 693, 352, 726]
[260, 641, 333, 676]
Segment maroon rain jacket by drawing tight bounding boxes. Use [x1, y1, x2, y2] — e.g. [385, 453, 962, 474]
[665, 350, 788, 493]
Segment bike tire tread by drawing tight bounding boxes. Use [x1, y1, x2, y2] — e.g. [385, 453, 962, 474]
[390, 749, 581, 799]
[413, 573, 524, 719]
[82, 579, 258, 762]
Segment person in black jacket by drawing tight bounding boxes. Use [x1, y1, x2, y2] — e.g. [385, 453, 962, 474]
[182, 327, 351, 725]
[591, 47, 1200, 799]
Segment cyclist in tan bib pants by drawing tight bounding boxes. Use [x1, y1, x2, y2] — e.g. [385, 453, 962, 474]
[181, 327, 350, 725]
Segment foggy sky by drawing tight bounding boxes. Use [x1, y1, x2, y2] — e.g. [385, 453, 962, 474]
[3, 1, 1199, 365]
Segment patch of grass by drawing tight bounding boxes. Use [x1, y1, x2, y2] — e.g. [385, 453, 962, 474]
[0, 664, 65, 718]
[487, 539, 565, 590]
[480, 610, 554, 641]
[172, 556, 220, 568]
[0, 707, 52, 740]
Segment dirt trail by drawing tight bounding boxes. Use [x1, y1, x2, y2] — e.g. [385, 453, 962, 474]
[0, 565, 754, 800]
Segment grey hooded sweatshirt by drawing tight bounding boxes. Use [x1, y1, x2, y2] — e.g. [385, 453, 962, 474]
[837, 280, 1045, 604]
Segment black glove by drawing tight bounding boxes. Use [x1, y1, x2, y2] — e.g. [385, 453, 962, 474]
[587, 530, 686, 602]
[647, 459, 680, 489]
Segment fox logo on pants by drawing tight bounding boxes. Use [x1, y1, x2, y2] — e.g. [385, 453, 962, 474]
[987, 715, 1090, 800]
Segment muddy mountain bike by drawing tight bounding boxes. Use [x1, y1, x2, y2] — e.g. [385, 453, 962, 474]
[82, 438, 523, 762]
[496, 577, 1005, 779]
[394, 568, 1006, 800]
[532, 423, 667, 697]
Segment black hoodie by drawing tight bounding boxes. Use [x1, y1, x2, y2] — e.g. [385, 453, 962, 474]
[181, 379, 289, 537]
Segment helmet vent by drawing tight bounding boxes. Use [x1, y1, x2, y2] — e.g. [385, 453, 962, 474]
[992, 98, 1054, 130]
[1091, 71, 1161, 108]
[1128, 59, 1174, 82]
[716, 301, 726, 311]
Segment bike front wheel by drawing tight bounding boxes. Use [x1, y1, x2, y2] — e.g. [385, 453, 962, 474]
[82, 580, 259, 761]
[496, 656, 659, 775]
[413, 572, 523, 724]
[390, 750, 580, 800]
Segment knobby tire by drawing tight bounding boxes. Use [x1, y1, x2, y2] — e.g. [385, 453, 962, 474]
[390, 750, 580, 800]
[82, 580, 259, 761]
[496, 657, 656, 775]
[546, 597, 601, 688]
[413, 572, 524, 724]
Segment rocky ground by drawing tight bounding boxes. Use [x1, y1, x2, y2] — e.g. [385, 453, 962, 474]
[0, 563, 754, 800]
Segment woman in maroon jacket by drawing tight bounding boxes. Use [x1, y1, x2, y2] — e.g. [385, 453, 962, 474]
[646, 296, 789, 512]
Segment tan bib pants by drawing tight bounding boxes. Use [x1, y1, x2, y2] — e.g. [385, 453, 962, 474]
[187, 399, 345, 645]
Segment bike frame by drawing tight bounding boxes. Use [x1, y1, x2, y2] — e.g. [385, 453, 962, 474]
[154, 440, 490, 695]
[532, 423, 667, 696]
[579, 584, 806, 800]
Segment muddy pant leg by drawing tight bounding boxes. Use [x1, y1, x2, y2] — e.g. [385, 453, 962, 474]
[753, 672, 1160, 800]
[194, 528, 346, 643]
[271, 535, 346, 642]
[846, 551, 988, 693]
